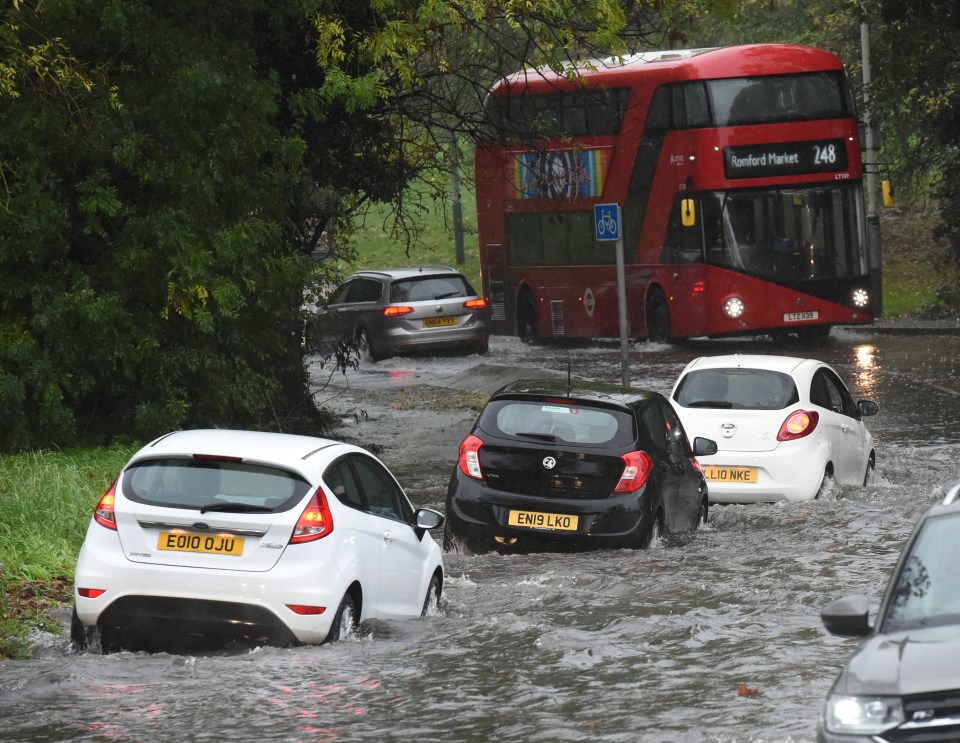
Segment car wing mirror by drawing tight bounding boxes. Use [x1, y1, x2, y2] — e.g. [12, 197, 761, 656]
[693, 436, 718, 457]
[857, 400, 880, 417]
[415, 508, 445, 530]
[821, 594, 872, 637]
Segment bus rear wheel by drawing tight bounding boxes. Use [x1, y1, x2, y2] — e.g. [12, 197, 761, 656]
[646, 289, 672, 343]
[517, 292, 539, 344]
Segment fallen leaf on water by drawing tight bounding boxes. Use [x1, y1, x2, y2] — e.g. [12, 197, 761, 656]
[737, 682, 761, 698]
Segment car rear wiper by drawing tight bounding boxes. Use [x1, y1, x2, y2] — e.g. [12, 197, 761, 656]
[433, 291, 463, 300]
[198, 502, 274, 514]
[687, 400, 733, 408]
[514, 431, 557, 442]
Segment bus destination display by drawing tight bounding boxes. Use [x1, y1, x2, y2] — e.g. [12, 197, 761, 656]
[723, 139, 848, 179]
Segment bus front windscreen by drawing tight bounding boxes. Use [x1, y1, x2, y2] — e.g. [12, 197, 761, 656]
[701, 184, 867, 281]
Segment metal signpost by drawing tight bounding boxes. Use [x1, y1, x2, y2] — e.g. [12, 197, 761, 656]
[594, 203, 630, 386]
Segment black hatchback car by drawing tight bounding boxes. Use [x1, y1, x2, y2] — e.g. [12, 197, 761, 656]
[818, 479, 960, 742]
[443, 378, 718, 553]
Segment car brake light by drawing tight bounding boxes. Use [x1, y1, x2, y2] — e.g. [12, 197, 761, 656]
[464, 298, 487, 310]
[290, 487, 334, 543]
[78, 588, 106, 599]
[383, 305, 414, 317]
[286, 604, 327, 615]
[93, 478, 119, 530]
[614, 451, 655, 493]
[777, 410, 820, 441]
[458, 435, 484, 480]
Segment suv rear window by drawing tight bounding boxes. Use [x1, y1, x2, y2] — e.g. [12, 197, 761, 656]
[673, 369, 799, 410]
[389, 275, 476, 302]
[121, 459, 311, 512]
[478, 400, 634, 446]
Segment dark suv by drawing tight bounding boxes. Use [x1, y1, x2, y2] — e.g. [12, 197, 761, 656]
[818, 479, 960, 742]
[305, 266, 489, 360]
[444, 378, 718, 553]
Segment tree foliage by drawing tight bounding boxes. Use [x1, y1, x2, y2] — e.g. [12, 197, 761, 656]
[2, 0, 718, 451]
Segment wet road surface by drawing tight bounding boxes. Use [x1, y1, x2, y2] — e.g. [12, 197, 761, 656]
[2, 328, 959, 742]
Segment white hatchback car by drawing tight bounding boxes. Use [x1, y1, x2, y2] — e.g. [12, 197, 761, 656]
[670, 355, 879, 503]
[72, 429, 445, 653]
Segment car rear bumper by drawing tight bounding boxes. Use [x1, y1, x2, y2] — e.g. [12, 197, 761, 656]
[699, 443, 827, 503]
[380, 323, 489, 355]
[445, 472, 655, 548]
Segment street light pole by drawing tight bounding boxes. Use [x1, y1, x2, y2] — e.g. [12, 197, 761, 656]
[861, 17, 883, 316]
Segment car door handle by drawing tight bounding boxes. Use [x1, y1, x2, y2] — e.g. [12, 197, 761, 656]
[382, 531, 393, 542]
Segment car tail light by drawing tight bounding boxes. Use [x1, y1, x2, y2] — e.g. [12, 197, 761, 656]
[777, 410, 820, 441]
[77, 588, 106, 599]
[614, 451, 655, 493]
[464, 298, 488, 310]
[290, 487, 334, 543]
[458, 435, 484, 480]
[93, 478, 119, 530]
[383, 305, 414, 317]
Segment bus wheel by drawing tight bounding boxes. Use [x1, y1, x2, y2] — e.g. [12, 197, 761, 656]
[646, 289, 671, 343]
[517, 292, 539, 344]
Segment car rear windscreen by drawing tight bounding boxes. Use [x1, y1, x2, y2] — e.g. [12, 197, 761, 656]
[673, 368, 799, 410]
[478, 400, 634, 446]
[390, 275, 477, 302]
[121, 459, 312, 512]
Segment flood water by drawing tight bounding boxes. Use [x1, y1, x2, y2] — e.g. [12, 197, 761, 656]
[2, 329, 959, 742]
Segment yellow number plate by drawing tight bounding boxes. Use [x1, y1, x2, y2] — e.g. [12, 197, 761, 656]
[422, 316, 457, 328]
[703, 466, 758, 483]
[158, 531, 244, 556]
[508, 510, 579, 531]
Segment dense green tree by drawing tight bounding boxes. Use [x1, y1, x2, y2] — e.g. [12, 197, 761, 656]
[3, 0, 710, 451]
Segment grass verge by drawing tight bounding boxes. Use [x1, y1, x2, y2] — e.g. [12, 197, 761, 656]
[0, 444, 136, 658]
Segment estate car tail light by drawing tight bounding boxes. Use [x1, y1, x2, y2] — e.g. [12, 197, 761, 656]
[93, 477, 119, 530]
[458, 435, 484, 480]
[383, 305, 414, 317]
[290, 487, 334, 543]
[464, 298, 488, 310]
[614, 451, 655, 493]
[777, 410, 820, 441]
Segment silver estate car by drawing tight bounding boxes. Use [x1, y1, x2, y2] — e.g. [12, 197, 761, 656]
[306, 266, 490, 360]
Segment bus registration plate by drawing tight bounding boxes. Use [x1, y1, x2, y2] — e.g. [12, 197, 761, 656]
[508, 510, 579, 531]
[158, 531, 244, 556]
[703, 466, 758, 483]
[783, 311, 819, 322]
[422, 316, 457, 328]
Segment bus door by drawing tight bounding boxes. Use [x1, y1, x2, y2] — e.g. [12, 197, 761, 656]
[658, 194, 708, 337]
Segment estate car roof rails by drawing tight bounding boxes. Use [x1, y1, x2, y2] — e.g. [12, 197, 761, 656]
[941, 480, 960, 506]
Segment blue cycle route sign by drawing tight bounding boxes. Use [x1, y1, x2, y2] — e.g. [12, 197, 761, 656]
[594, 203, 621, 241]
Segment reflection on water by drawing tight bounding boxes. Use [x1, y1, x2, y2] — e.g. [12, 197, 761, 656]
[3, 333, 960, 742]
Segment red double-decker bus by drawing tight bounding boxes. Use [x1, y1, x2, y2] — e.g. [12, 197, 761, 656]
[474, 44, 874, 343]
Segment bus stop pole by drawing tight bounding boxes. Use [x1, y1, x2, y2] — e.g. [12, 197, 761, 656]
[615, 235, 630, 386]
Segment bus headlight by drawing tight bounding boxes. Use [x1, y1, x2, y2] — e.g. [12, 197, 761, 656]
[852, 288, 870, 308]
[722, 296, 745, 319]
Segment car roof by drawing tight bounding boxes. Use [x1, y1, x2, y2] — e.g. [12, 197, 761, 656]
[492, 378, 659, 407]
[680, 354, 821, 375]
[350, 266, 462, 281]
[134, 429, 346, 469]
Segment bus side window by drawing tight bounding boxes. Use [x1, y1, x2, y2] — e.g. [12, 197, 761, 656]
[645, 86, 670, 133]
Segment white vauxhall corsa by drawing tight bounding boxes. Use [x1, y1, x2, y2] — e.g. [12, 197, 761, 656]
[72, 429, 445, 653]
[670, 355, 879, 503]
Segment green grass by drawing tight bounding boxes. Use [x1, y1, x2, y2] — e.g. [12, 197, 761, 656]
[0, 444, 136, 658]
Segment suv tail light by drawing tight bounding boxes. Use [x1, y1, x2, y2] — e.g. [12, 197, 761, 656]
[777, 410, 820, 441]
[290, 488, 334, 543]
[614, 451, 655, 493]
[458, 435, 484, 480]
[93, 478, 119, 530]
